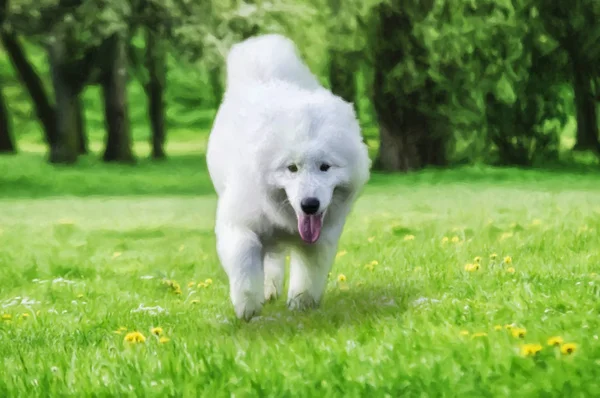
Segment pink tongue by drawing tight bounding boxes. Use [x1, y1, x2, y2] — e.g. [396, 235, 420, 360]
[298, 214, 323, 243]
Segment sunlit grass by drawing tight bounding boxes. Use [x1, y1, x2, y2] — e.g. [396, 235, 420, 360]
[1, 139, 599, 395]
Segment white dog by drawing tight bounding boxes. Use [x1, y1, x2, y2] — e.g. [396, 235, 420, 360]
[206, 34, 370, 320]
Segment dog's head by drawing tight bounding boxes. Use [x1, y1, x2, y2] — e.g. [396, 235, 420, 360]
[261, 91, 370, 244]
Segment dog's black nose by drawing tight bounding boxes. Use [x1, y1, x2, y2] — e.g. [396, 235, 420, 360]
[301, 197, 320, 215]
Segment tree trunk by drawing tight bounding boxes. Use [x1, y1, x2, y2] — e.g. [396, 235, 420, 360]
[0, 32, 57, 146]
[571, 57, 599, 151]
[0, 84, 15, 153]
[75, 96, 87, 155]
[48, 37, 80, 164]
[102, 35, 135, 163]
[370, 4, 447, 172]
[209, 67, 223, 107]
[328, 49, 357, 105]
[145, 28, 167, 160]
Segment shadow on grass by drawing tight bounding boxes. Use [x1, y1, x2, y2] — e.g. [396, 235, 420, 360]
[367, 162, 600, 191]
[221, 282, 420, 335]
[2, 147, 599, 199]
[0, 152, 215, 198]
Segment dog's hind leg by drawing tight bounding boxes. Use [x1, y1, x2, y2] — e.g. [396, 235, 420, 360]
[264, 247, 287, 302]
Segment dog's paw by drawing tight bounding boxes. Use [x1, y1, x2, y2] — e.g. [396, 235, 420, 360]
[231, 290, 263, 321]
[264, 281, 280, 302]
[287, 291, 319, 311]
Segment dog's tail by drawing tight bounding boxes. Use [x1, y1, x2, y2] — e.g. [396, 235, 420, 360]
[225, 34, 321, 92]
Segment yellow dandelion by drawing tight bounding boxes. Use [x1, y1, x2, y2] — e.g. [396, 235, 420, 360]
[474, 256, 482, 263]
[159, 336, 170, 344]
[364, 260, 378, 271]
[472, 332, 488, 338]
[21, 313, 30, 319]
[197, 282, 207, 288]
[547, 336, 564, 346]
[451, 236, 460, 243]
[441, 236, 449, 244]
[2, 314, 11, 321]
[191, 299, 200, 304]
[112, 251, 122, 258]
[336, 250, 348, 259]
[494, 325, 503, 331]
[560, 343, 577, 355]
[151, 327, 163, 336]
[204, 278, 213, 286]
[337, 274, 347, 282]
[459, 330, 469, 336]
[521, 343, 542, 356]
[506, 267, 515, 274]
[512, 328, 526, 338]
[367, 236, 375, 243]
[490, 253, 498, 260]
[464, 263, 480, 272]
[124, 331, 146, 344]
[504, 256, 512, 264]
[187, 281, 196, 288]
[174, 287, 182, 295]
[404, 234, 415, 241]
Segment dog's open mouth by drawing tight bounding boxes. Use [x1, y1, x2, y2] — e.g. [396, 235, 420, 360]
[298, 213, 324, 244]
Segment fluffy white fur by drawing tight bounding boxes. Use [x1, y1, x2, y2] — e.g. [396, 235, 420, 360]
[206, 34, 370, 320]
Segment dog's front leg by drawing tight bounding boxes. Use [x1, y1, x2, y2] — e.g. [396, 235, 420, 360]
[287, 241, 337, 311]
[216, 224, 264, 321]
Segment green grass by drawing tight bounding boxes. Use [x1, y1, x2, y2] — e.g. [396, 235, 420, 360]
[1, 136, 600, 396]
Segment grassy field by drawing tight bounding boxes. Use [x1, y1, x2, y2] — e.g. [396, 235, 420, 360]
[1, 135, 600, 396]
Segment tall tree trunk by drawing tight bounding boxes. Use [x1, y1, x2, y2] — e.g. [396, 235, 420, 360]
[48, 37, 80, 164]
[75, 96, 87, 154]
[571, 57, 599, 151]
[102, 35, 135, 163]
[145, 28, 167, 160]
[0, 32, 57, 146]
[0, 84, 16, 153]
[370, 4, 446, 172]
[329, 49, 357, 105]
[209, 67, 223, 107]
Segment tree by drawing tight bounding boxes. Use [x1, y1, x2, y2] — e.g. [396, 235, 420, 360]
[368, 0, 448, 171]
[325, 0, 363, 105]
[0, 82, 15, 153]
[537, 0, 600, 152]
[145, 26, 167, 159]
[0, 30, 58, 147]
[101, 34, 134, 163]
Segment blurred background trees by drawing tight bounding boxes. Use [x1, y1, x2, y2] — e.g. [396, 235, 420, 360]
[0, 0, 598, 172]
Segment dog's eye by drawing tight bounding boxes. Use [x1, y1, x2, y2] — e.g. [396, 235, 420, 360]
[287, 164, 298, 173]
[319, 163, 331, 172]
